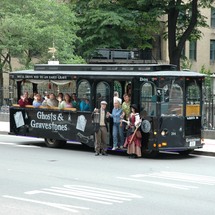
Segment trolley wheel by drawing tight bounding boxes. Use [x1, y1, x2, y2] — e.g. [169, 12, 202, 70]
[44, 138, 66, 148]
[178, 149, 194, 156]
[142, 149, 158, 158]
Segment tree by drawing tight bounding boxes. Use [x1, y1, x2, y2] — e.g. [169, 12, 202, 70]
[0, 0, 82, 104]
[72, 0, 160, 59]
[138, 0, 214, 69]
[0, 0, 81, 69]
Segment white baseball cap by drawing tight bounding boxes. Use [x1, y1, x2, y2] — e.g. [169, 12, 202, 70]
[101, 101, 107, 105]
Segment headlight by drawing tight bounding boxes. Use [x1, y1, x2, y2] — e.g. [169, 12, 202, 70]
[161, 129, 168, 136]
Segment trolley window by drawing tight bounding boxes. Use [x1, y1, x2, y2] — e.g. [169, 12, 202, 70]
[96, 82, 110, 109]
[140, 82, 157, 117]
[186, 81, 201, 116]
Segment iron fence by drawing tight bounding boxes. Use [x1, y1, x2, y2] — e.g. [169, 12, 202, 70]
[0, 86, 13, 114]
[203, 93, 215, 130]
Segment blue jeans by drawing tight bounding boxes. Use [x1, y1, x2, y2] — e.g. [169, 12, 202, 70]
[112, 122, 124, 147]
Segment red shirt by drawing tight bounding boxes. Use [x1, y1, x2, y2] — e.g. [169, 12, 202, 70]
[18, 99, 31, 107]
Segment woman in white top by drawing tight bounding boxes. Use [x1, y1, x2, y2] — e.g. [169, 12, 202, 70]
[58, 93, 73, 109]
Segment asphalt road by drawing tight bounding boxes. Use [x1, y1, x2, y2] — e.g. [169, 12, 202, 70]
[0, 134, 215, 215]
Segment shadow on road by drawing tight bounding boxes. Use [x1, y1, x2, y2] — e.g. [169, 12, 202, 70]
[15, 139, 198, 160]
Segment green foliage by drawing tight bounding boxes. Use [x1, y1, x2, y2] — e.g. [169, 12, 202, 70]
[73, 0, 160, 59]
[181, 58, 192, 70]
[0, 0, 83, 71]
[200, 65, 212, 90]
[0, 0, 214, 70]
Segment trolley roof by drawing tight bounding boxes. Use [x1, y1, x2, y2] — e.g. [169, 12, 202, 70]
[9, 64, 204, 80]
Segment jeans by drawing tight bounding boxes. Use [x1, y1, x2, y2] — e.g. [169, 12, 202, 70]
[112, 122, 124, 147]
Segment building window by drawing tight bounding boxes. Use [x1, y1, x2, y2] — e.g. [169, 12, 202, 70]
[181, 46, 185, 58]
[210, 40, 215, 63]
[211, 7, 215, 28]
[189, 41, 196, 61]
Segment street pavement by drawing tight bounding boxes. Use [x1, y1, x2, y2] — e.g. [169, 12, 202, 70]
[0, 121, 214, 156]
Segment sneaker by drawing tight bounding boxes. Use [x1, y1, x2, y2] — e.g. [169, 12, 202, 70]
[102, 152, 108, 156]
[112, 147, 117, 150]
[119, 146, 123, 149]
[95, 152, 99, 156]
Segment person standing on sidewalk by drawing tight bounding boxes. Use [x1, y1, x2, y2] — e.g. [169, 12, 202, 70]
[123, 104, 142, 158]
[92, 101, 109, 156]
[107, 99, 124, 150]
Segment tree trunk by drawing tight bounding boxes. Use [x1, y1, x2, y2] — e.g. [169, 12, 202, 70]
[167, 0, 179, 69]
[0, 69, 3, 106]
[169, 49, 181, 70]
[0, 52, 12, 105]
[168, 0, 198, 70]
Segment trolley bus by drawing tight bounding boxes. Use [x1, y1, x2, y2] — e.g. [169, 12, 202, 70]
[9, 63, 205, 156]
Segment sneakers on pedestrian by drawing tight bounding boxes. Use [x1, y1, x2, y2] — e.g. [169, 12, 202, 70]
[119, 146, 123, 149]
[95, 152, 99, 156]
[102, 152, 108, 156]
[112, 147, 117, 150]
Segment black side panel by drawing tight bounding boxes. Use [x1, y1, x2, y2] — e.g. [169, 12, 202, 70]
[158, 116, 184, 147]
[185, 117, 201, 136]
[9, 107, 95, 147]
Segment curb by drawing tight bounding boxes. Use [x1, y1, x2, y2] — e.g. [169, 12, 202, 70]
[0, 131, 9, 135]
[191, 150, 215, 157]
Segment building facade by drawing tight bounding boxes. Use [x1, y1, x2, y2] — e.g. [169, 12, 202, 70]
[160, 4, 215, 74]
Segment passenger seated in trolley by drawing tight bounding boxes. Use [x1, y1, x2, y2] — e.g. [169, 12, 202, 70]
[33, 94, 43, 108]
[57, 92, 64, 103]
[80, 97, 91, 111]
[42, 93, 59, 107]
[58, 93, 73, 109]
[71, 93, 80, 109]
[18, 91, 32, 107]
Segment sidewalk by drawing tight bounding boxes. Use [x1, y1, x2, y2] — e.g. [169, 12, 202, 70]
[0, 121, 10, 133]
[0, 121, 214, 156]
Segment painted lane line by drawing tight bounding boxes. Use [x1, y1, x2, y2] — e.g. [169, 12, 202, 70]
[0, 134, 44, 141]
[117, 176, 198, 190]
[55, 186, 138, 199]
[2, 195, 89, 213]
[15, 145, 41, 148]
[191, 154, 215, 159]
[45, 187, 131, 203]
[63, 185, 142, 199]
[0, 141, 41, 148]
[160, 171, 215, 185]
[25, 185, 143, 205]
[43, 188, 124, 203]
[132, 171, 215, 185]
[0, 142, 15, 145]
[25, 190, 113, 205]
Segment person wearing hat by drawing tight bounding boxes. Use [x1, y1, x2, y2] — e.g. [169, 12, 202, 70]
[92, 100, 109, 156]
[123, 104, 142, 158]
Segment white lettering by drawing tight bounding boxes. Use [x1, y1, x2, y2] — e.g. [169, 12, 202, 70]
[37, 111, 57, 121]
[57, 113, 64, 121]
[30, 120, 68, 131]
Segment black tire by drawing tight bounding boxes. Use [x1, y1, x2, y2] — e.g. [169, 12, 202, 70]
[44, 138, 66, 148]
[142, 149, 158, 158]
[178, 149, 194, 156]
